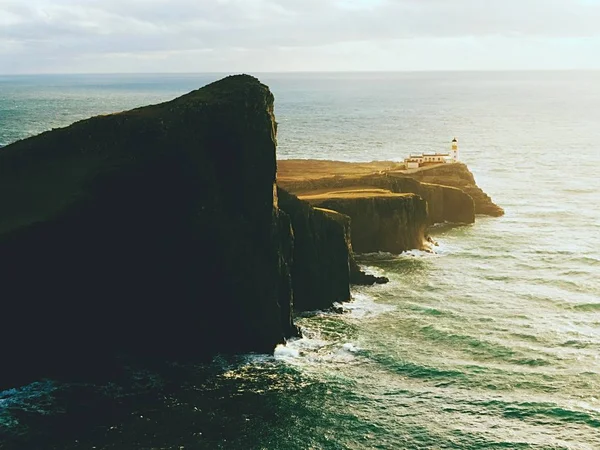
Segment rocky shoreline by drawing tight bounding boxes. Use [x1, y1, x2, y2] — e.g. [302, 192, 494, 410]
[0, 75, 502, 391]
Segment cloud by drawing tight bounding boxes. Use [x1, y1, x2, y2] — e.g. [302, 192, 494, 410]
[0, 0, 599, 72]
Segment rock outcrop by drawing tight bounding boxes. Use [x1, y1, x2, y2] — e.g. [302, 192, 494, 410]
[278, 167, 475, 225]
[0, 75, 299, 388]
[351, 174, 475, 225]
[277, 159, 505, 223]
[277, 188, 351, 312]
[277, 189, 387, 312]
[401, 163, 504, 217]
[300, 190, 429, 254]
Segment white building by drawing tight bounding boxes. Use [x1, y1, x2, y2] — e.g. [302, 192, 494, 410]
[450, 137, 459, 161]
[405, 138, 459, 169]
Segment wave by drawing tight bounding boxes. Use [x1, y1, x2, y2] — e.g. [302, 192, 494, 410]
[274, 292, 395, 365]
[366, 352, 466, 380]
[560, 269, 594, 276]
[572, 303, 600, 312]
[418, 325, 519, 361]
[509, 333, 541, 343]
[478, 399, 600, 428]
[274, 334, 362, 367]
[0, 380, 59, 431]
[560, 340, 594, 348]
[527, 253, 600, 266]
[357, 249, 440, 261]
[484, 274, 513, 282]
[562, 188, 597, 195]
[509, 358, 551, 367]
[341, 292, 397, 319]
[407, 305, 456, 318]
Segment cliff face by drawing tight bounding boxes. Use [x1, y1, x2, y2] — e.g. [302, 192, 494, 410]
[277, 188, 351, 311]
[277, 189, 387, 312]
[403, 163, 504, 217]
[358, 174, 475, 225]
[278, 171, 475, 225]
[301, 191, 428, 254]
[0, 75, 296, 388]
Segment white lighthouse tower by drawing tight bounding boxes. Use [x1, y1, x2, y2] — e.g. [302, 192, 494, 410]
[451, 138, 459, 162]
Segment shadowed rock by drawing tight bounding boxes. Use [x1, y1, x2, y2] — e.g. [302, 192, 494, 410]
[0, 75, 295, 389]
[277, 189, 388, 312]
[277, 188, 351, 311]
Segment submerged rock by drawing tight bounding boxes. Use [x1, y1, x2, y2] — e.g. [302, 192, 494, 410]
[0, 75, 295, 388]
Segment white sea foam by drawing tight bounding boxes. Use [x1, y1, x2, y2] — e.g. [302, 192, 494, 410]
[274, 338, 363, 366]
[338, 292, 396, 319]
[273, 345, 300, 359]
[341, 343, 360, 353]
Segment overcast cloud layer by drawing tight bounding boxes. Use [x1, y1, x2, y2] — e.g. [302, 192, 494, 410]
[1, 0, 600, 73]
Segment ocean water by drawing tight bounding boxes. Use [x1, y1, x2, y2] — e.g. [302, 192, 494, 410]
[1, 72, 599, 449]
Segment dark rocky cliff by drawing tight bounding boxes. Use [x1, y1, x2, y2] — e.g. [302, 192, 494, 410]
[277, 189, 351, 312]
[301, 191, 429, 254]
[277, 189, 388, 311]
[0, 75, 298, 388]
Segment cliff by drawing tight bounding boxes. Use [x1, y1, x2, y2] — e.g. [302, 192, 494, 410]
[0, 75, 300, 388]
[300, 190, 429, 254]
[277, 189, 387, 312]
[0, 75, 501, 391]
[399, 163, 504, 217]
[0, 75, 402, 390]
[278, 162, 476, 225]
[277, 188, 351, 311]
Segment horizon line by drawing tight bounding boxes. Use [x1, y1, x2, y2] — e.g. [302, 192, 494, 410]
[2, 68, 599, 77]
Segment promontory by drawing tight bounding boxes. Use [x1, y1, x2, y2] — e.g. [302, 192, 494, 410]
[0, 75, 502, 390]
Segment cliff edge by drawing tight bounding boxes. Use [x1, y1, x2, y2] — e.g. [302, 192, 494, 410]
[278, 159, 502, 223]
[400, 163, 504, 217]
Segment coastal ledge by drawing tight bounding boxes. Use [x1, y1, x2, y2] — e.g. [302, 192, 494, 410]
[277, 159, 504, 221]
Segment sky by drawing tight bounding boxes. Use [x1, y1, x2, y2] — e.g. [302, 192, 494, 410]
[1, 0, 600, 74]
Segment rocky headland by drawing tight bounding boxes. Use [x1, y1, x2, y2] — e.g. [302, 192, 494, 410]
[0, 75, 501, 391]
[278, 159, 504, 223]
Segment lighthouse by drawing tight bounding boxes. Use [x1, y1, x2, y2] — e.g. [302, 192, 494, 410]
[451, 138, 459, 162]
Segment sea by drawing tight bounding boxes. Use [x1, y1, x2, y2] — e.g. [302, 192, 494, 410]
[0, 72, 599, 449]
